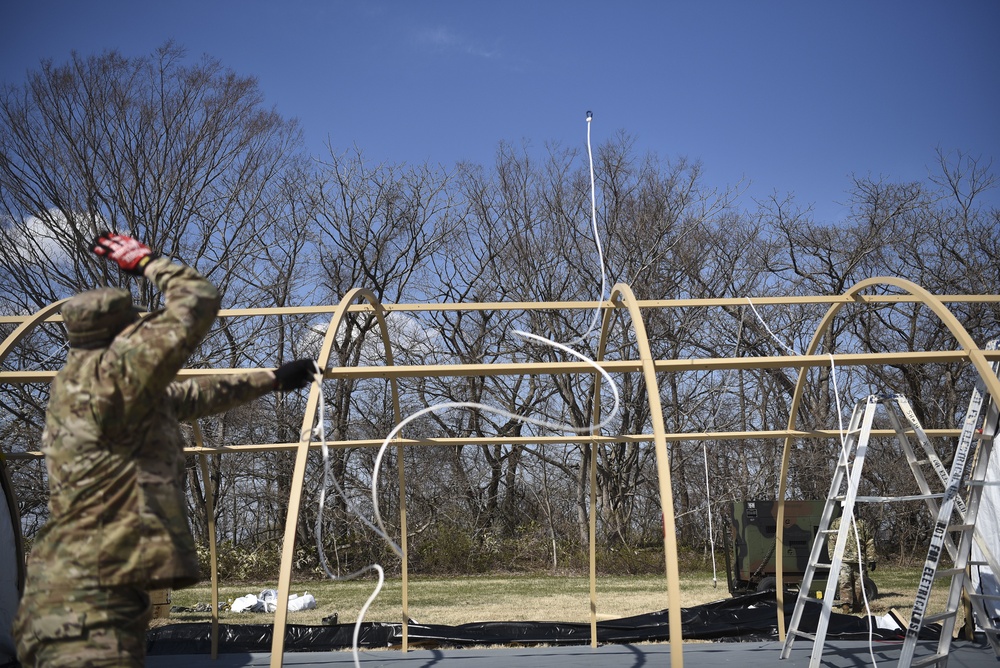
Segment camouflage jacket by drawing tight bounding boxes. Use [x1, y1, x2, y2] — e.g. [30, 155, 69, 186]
[28, 258, 275, 590]
[827, 516, 877, 564]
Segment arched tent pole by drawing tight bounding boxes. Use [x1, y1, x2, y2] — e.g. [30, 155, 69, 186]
[0, 299, 67, 596]
[0, 299, 67, 367]
[191, 423, 220, 660]
[605, 283, 685, 667]
[775, 276, 1000, 639]
[270, 288, 403, 666]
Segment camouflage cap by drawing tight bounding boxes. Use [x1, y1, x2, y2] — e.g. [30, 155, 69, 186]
[62, 287, 139, 349]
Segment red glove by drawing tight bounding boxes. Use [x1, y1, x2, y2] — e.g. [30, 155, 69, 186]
[92, 232, 155, 275]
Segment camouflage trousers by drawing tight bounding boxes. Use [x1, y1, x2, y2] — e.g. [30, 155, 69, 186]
[14, 583, 151, 667]
[838, 562, 862, 611]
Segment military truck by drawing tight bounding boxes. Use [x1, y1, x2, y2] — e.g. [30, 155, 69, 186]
[724, 499, 877, 599]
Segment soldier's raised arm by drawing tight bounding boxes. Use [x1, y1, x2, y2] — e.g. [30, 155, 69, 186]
[91, 232, 222, 412]
[91, 232, 321, 421]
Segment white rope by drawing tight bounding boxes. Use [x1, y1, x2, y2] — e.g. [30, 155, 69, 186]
[745, 298, 798, 356]
[370, 329, 622, 543]
[29, 338, 68, 369]
[566, 110, 608, 346]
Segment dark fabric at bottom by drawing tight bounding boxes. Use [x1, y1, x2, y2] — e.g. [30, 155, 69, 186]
[146, 592, 937, 655]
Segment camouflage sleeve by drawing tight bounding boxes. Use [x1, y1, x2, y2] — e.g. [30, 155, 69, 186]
[167, 370, 277, 421]
[863, 524, 877, 562]
[111, 258, 222, 418]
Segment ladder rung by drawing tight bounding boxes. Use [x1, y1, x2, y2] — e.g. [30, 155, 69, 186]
[935, 568, 965, 578]
[923, 610, 958, 625]
[949, 523, 975, 532]
[969, 592, 1000, 601]
[910, 653, 949, 668]
[799, 595, 825, 604]
[855, 494, 943, 502]
[969, 480, 1000, 487]
[811, 563, 832, 570]
[790, 629, 817, 641]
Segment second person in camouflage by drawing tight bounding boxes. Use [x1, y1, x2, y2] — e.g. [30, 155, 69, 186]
[827, 514, 877, 613]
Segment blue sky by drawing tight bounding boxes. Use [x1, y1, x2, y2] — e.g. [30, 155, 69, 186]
[2, 1, 998, 224]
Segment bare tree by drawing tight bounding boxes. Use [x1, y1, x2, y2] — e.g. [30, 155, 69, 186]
[299, 147, 458, 573]
[0, 42, 308, 544]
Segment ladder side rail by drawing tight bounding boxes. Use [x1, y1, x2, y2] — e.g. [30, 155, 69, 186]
[780, 417, 856, 659]
[970, 403, 1000, 582]
[958, 375, 1000, 574]
[934, 506, 979, 656]
[967, 415, 1000, 656]
[886, 405, 949, 518]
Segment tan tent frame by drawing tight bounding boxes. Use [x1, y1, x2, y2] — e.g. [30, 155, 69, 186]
[3, 278, 1000, 668]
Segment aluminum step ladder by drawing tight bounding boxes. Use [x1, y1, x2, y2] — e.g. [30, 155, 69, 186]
[899, 341, 1000, 667]
[895, 383, 1000, 657]
[781, 395, 881, 667]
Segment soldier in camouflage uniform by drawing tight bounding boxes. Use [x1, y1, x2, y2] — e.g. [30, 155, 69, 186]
[827, 514, 877, 613]
[14, 233, 319, 667]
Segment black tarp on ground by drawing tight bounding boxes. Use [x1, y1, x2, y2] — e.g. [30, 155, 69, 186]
[146, 592, 938, 655]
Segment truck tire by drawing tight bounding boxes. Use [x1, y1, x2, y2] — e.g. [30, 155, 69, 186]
[756, 576, 777, 592]
[863, 576, 878, 599]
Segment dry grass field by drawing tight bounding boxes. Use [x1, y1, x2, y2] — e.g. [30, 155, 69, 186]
[155, 566, 958, 630]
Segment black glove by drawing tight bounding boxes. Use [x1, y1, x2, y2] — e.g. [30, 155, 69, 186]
[273, 359, 320, 391]
[869, 560, 877, 571]
[92, 231, 156, 275]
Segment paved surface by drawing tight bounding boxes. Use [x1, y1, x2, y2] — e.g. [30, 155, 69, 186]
[146, 639, 997, 667]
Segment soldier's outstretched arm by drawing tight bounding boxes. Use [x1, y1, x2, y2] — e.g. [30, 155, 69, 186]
[167, 359, 320, 421]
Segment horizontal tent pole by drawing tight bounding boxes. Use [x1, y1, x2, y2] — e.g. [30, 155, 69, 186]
[4, 428, 964, 459]
[3, 350, 998, 384]
[3, 292, 1000, 325]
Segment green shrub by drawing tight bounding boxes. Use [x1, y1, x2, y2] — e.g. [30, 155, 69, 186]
[197, 540, 283, 582]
